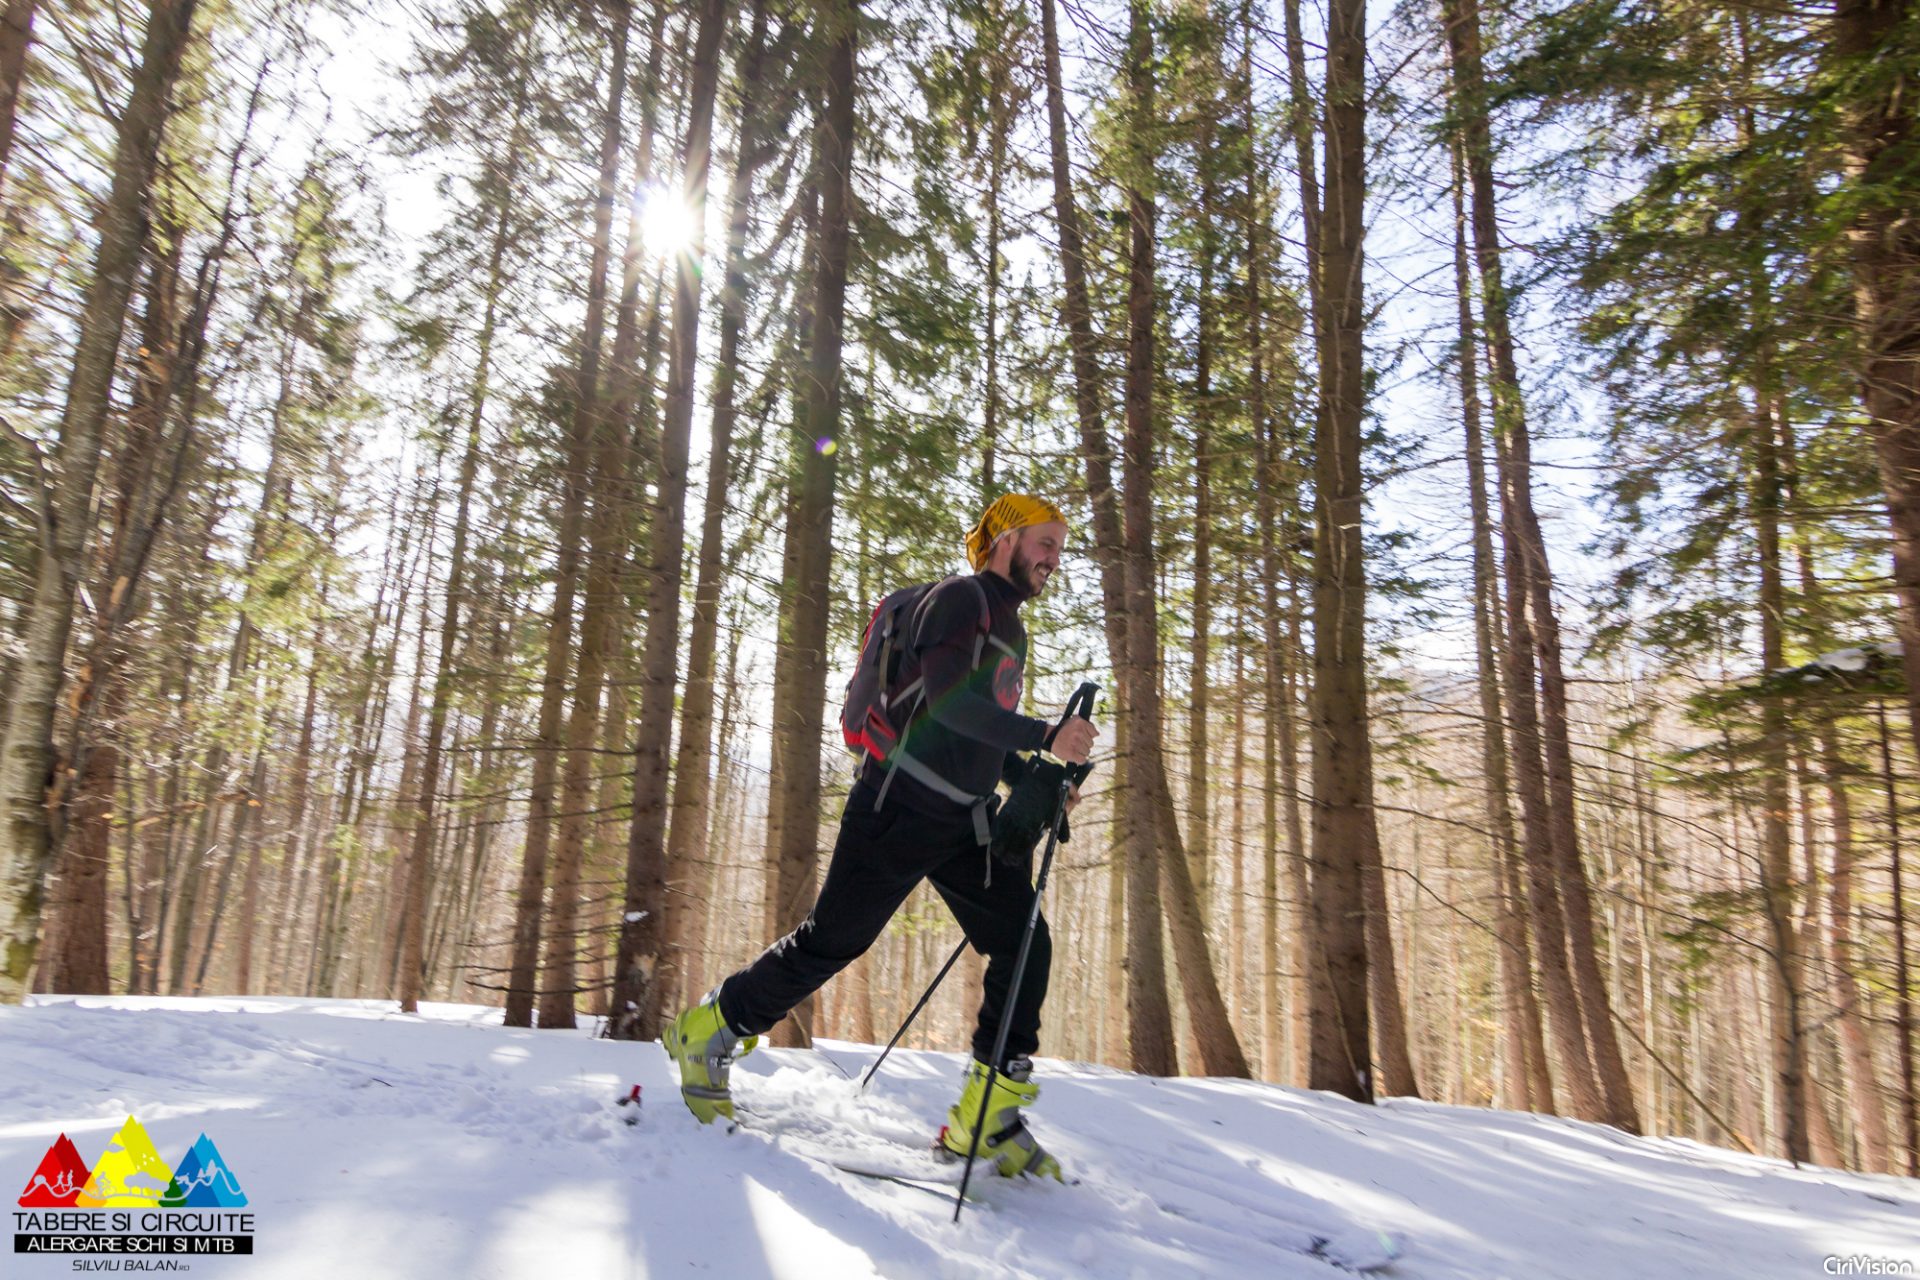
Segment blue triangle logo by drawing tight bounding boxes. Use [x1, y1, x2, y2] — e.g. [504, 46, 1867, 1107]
[165, 1134, 246, 1207]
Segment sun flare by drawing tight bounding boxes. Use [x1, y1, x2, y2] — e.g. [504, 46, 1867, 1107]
[636, 184, 697, 258]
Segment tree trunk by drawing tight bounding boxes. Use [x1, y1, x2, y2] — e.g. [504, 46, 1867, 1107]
[696, 625, 747, 998]
[1190, 118, 1216, 921]
[233, 780, 266, 994]
[1152, 790, 1251, 1076]
[1279, 0, 1324, 376]
[1818, 725, 1893, 1172]
[0, 0, 33, 356]
[1726, 17, 1815, 1151]
[399, 44, 530, 1015]
[1281, 513, 1314, 1085]
[395, 352, 486, 1012]
[0, 0, 36, 198]
[1443, 0, 1636, 1130]
[41, 220, 191, 995]
[158, 521, 239, 997]
[1104, 749, 1128, 1064]
[1833, 0, 1920, 782]
[193, 744, 265, 994]
[606, 0, 670, 456]
[42, 670, 120, 994]
[1304, 0, 1375, 1104]
[185, 209, 308, 996]
[130, 535, 202, 996]
[1534, 619, 1639, 1125]
[662, 0, 768, 1021]
[759, 177, 818, 953]
[1746, 393, 1810, 1163]
[1035, 0, 1123, 624]
[314, 476, 416, 997]
[763, 431, 803, 941]
[1116, 0, 1177, 1078]
[1246, 167, 1286, 1070]
[1488, 412, 1604, 1120]
[610, 0, 729, 1042]
[0, 0, 199, 1003]
[766, 0, 857, 1050]
[1274, 0, 1323, 1092]
[1364, 841, 1421, 1096]
[1229, 584, 1248, 1028]
[504, 12, 608, 1028]
[980, 15, 1008, 494]
[1034, 0, 1138, 778]
[540, 3, 633, 1032]
[1037, 0, 1164, 1067]
[583, 0, 671, 1026]
[1450, 140, 1549, 1113]
[1873, 700, 1920, 1175]
[380, 449, 444, 997]
[271, 563, 329, 994]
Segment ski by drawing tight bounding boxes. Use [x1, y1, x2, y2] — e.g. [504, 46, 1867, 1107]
[736, 1107, 1079, 1188]
[731, 1107, 1019, 1204]
[827, 1162, 986, 1203]
[714, 1095, 1393, 1269]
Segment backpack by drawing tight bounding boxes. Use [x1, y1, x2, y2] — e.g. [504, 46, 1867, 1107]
[840, 575, 991, 766]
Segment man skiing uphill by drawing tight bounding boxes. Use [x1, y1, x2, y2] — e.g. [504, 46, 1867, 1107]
[664, 494, 1098, 1180]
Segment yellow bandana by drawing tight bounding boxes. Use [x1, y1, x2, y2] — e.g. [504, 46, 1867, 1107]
[965, 494, 1067, 571]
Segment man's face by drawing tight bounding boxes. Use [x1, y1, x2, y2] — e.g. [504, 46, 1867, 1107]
[1008, 522, 1067, 598]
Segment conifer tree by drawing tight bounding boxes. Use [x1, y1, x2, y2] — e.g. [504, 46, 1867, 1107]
[1, 0, 201, 1003]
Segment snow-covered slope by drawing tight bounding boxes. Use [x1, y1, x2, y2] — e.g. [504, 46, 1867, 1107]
[4, 996, 1915, 1278]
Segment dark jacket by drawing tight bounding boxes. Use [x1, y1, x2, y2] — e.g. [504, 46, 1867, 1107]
[857, 569, 1050, 818]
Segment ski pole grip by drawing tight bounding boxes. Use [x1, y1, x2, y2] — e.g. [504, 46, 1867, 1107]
[1050, 680, 1099, 743]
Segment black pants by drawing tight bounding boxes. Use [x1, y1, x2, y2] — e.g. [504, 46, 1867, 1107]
[716, 783, 1050, 1069]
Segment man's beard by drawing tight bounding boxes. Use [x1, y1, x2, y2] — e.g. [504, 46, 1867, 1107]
[1011, 545, 1049, 598]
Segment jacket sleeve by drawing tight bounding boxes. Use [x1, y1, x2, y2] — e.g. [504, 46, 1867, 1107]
[913, 579, 1049, 753]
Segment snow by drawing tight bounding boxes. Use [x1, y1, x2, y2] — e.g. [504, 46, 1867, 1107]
[1809, 641, 1906, 674]
[1815, 647, 1873, 673]
[6, 996, 1918, 1278]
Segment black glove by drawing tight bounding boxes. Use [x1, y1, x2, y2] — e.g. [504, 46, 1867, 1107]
[991, 754, 1076, 866]
[989, 682, 1098, 867]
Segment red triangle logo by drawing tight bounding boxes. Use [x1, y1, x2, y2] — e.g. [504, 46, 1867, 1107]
[17, 1133, 92, 1207]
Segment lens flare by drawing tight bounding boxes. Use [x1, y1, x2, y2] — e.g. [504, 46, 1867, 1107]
[636, 184, 696, 258]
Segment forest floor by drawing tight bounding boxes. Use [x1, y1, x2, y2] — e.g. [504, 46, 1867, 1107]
[4, 996, 1917, 1278]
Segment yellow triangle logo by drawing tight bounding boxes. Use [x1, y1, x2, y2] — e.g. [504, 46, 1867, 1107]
[76, 1117, 173, 1208]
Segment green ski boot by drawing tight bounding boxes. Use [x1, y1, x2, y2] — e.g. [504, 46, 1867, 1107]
[938, 1056, 1063, 1180]
[663, 995, 757, 1124]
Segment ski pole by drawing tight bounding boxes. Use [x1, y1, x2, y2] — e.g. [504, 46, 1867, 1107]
[861, 937, 970, 1091]
[875, 681, 1095, 1096]
[952, 698, 1086, 1226]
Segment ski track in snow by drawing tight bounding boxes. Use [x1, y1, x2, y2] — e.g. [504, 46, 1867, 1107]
[2, 996, 1916, 1279]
